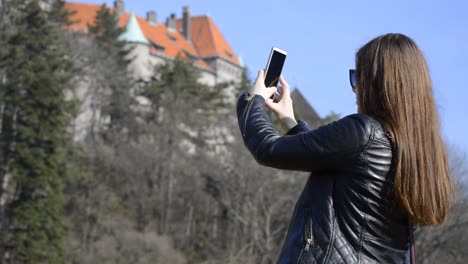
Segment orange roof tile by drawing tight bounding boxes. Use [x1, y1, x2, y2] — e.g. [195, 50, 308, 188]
[177, 16, 239, 65]
[65, 2, 214, 70]
[66, 2, 107, 32]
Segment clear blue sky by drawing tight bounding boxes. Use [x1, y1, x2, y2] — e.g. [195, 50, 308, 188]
[74, 0, 468, 154]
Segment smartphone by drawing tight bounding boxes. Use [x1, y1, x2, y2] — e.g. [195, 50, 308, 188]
[265, 47, 288, 87]
[264, 47, 287, 99]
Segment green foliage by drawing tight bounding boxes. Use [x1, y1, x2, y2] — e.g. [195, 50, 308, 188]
[0, 1, 76, 263]
[102, 75, 136, 142]
[321, 111, 341, 125]
[87, 4, 135, 140]
[234, 66, 252, 99]
[142, 58, 228, 118]
[49, 0, 76, 26]
[88, 4, 130, 65]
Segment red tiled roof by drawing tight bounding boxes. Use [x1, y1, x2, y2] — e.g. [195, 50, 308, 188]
[65, 2, 238, 70]
[66, 2, 105, 32]
[177, 16, 239, 65]
[118, 14, 203, 64]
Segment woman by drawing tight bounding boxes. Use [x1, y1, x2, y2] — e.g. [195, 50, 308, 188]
[236, 33, 453, 263]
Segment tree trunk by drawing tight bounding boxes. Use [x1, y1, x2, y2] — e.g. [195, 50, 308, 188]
[0, 101, 4, 137]
[212, 203, 218, 239]
[0, 106, 17, 229]
[185, 203, 193, 237]
[0, 106, 17, 264]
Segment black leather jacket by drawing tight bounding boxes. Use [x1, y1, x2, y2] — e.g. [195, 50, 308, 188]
[236, 93, 412, 264]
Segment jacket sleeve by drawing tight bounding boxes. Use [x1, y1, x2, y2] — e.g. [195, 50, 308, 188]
[285, 119, 311, 135]
[237, 93, 372, 172]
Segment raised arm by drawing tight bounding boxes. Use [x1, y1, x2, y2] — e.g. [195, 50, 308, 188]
[237, 93, 373, 172]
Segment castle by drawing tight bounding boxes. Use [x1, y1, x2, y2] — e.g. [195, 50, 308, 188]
[66, 1, 244, 87]
[64, 1, 322, 143]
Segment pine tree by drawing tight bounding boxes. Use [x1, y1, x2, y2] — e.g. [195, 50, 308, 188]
[88, 4, 134, 139]
[143, 59, 227, 127]
[0, 1, 75, 263]
[49, 0, 75, 26]
[234, 66, 252, 99]
[88, 4, 129, 65]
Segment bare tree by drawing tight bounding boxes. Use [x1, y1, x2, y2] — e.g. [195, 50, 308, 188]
[416, 146, 468, 263]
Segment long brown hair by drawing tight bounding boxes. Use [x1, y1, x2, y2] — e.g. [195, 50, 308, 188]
[355, 33, 454, 225]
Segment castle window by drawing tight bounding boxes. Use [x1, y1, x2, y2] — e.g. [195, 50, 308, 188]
[225, 50, 233, 58]
[150, 40, 165, 52]
[167, 33, 177, 42]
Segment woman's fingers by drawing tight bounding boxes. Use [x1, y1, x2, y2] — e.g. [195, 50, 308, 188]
[279, 75, 290, 96]
[251, 70, 289, 103]
[255, 70, 265, 85]
[266, 87, 278, 99]
[273, 86, 284, 103]
[251, 69, 269, 98]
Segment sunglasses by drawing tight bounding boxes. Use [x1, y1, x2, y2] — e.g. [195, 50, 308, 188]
[349, 69, 356, 92]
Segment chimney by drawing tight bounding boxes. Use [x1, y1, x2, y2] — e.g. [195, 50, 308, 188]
[146, 11, 157, 25]
[182, 6, 191, 43]
[114, 0, 124, 16]
[166, 13, 177, 32]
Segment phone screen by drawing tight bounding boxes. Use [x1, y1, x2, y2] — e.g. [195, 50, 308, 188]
[264, 50, 286, 87]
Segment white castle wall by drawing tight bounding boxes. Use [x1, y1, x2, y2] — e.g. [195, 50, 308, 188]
[71, 41, 243, 160]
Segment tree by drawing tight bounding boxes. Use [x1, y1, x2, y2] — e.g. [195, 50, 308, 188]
[416, 147, 468, 263]
[59, 5, 140, 261]
[0, 1, 76, 263]
[88, 4, 129, 65]
[49, 0, 75, 26]
[233, 66, 251, 99]
[321, 111, 340, 125]
[87, 4, 135, 140]
[137, 59, 227, 233]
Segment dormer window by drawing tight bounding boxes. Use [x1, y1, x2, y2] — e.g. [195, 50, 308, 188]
[225, 50, 233, 58]
[150, 40, 165, 52]
[167, 33, 177, 42]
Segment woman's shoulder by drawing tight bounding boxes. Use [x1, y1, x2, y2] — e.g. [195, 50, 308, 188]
[331, 113, 374, 133]
[323, 113, 388, 148]
[309, 114, 375, 151]
[340, 113, 391, 146]
[340, 113, 384, 131]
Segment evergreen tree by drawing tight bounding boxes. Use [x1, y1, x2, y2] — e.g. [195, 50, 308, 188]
[0, 1, 75, 263]
[234, 66, 252, 99]
[88, 4, 134, 139]
[321, 111, 341, 125]
[49, 0, 76, 26]
[142, 59, 227, 128]
[88, 4, 130, 66]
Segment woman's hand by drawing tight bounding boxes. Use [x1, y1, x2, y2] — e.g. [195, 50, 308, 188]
[250, 70, 297, 130]
[265, 75, 297, 130]
[250, 70, 278, 101]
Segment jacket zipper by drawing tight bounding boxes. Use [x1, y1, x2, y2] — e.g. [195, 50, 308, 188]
[304, 217, 314, 251]
[242, 94, 256, 137]
[297, 217, 314, 264]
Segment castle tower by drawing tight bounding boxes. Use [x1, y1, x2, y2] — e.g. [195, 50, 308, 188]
[119, 14, 153, 80]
